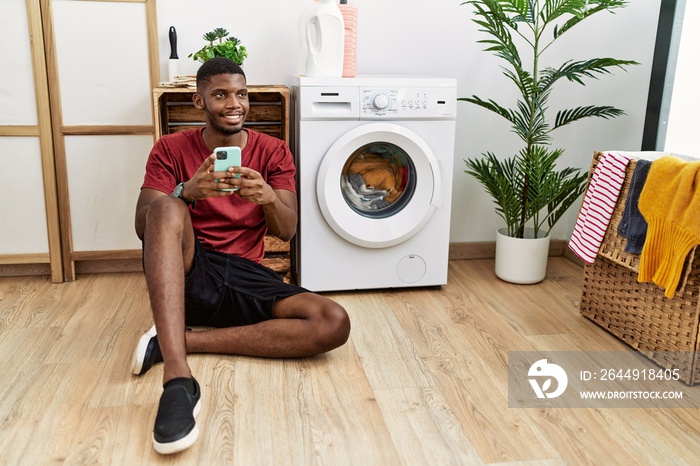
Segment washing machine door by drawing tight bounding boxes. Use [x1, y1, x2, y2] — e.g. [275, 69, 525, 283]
[316, 122, 442, 248]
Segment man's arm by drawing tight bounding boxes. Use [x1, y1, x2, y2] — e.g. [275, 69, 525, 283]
[262, 188, 298, 242]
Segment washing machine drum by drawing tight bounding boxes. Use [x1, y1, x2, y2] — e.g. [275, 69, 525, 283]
[316, 122, 443, 248]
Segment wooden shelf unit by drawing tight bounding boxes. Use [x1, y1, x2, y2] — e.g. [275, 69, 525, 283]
[153, 85, 290, 142]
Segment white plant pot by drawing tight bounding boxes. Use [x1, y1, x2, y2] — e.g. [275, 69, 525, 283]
[495, 227, 551, 284]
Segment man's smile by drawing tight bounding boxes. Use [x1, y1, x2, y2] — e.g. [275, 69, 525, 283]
[222, 113, 244, 124]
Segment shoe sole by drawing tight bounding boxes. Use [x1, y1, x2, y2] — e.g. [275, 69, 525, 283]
[130, 325, 157, 375]
[152, 398, 202, 455]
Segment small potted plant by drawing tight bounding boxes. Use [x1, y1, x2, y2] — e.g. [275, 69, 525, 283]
[461, 0, 638, 284]
[189, 27, 248, 65]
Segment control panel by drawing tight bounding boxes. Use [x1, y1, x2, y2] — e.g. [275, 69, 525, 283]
[360, 87, 456, 119]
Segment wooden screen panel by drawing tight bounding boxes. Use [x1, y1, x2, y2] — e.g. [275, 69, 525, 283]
[45, 0, 159, 280]
[52, 1, 152, 126]
[0, 0, 62, 281]
[1, 1, 46, 256]
[1, 0, 38, 126]
[0, 138, 50, 255]
[64, 135, 152, 252]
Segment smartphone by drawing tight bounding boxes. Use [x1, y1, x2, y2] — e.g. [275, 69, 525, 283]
[213, 146, 241, 191]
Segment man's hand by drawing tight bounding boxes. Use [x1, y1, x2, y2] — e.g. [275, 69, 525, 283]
[183, 154, 240, 201]
[185, 155, 276, 205]
[228, 165, 298, 240]
[229, 166, 277, 205]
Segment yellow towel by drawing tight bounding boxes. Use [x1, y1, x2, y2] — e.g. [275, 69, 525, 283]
[638, 156, 700, 298]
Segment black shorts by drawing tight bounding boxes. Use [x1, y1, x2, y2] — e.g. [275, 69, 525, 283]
[183, 238, 308, 327]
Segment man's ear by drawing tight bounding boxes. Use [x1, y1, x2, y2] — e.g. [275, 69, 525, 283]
[193, 92, 204, 110]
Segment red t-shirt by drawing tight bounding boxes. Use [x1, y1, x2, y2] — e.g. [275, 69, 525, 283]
[141, 128, 296, 263]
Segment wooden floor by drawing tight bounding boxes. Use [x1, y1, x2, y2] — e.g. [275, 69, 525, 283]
[1, 257, 699, 465]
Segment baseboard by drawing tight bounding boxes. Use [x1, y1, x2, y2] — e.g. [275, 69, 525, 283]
[0, 263, 52, 278]
[449, 239, 567, 261]
[1, 240, 583, 281]
[562, 247, 585, 267]
[75, 258, 143, 275]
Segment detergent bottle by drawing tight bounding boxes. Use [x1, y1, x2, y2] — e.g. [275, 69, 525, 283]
[297, 0, 320, 75]
[304, 0, 344, 77]
[339, 0, 358, 77]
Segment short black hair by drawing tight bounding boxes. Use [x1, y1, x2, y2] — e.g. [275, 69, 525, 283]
[196, 57, 246, 91]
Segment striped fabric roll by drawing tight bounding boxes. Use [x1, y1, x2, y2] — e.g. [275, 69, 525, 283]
[568, 152, 631, 263]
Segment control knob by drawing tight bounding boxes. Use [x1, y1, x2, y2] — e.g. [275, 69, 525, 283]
[372, 93, 390, 110]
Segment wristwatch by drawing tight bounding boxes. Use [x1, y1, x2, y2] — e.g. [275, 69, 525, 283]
[172, 182, 196, 208]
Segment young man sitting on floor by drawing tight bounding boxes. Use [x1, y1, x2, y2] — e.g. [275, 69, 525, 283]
[132, 57, 350, 455]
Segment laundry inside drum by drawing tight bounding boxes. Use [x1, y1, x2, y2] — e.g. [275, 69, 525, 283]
[340, 142, 417, 218]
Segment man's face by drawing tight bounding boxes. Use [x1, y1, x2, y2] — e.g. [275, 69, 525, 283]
[196, 73, 249, 135]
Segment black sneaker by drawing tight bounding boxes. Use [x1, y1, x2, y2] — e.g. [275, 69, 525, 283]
[131, 325, 163, 375]
[153, 377, 202, 454]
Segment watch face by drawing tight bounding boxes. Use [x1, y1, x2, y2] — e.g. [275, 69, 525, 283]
[173, 183, 183, 198]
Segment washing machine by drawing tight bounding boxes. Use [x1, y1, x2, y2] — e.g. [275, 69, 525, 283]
[290, 75, 457, 292]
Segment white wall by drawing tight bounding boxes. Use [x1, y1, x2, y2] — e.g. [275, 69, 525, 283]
[157, 0, 661, 242]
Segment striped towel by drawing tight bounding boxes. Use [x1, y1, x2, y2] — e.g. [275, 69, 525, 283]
[568, 152, 631, 263]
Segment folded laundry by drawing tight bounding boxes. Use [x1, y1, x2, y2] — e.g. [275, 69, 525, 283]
[617, 159, 652, 254]
[638, 156, 700, 298]
[568, 151, 631, 264]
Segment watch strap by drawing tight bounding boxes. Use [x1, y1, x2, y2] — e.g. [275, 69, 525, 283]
[172, 182, 196, 209]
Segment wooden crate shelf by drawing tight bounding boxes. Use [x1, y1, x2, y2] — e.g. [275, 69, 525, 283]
[153, 85, 289, 142]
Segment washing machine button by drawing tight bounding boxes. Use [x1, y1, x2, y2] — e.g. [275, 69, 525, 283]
[372, 93, 390, 110]
[397, 255, 427, 284]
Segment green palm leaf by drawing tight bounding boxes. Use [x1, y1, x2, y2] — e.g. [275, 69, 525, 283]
[212, 28, 229, 40]
[540, 58, 639, 91]
[541, 0, 586, 25]
[554, 105, 625, 128]
[555, 1, 629, 38]
[458, 96, 519, 125]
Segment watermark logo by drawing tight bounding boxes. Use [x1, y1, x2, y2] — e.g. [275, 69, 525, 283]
[528, 359, 568, 399]
[509, 351, 697, 408]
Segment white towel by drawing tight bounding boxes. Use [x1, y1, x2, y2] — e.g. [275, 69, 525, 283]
[568, 152, 631, 264]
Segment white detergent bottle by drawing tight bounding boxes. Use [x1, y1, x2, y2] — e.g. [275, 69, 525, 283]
[297, 0, 320, 75]
[305, 0, 344, 77]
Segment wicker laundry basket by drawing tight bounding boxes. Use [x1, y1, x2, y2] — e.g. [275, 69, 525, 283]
[578, 152, 700, 385]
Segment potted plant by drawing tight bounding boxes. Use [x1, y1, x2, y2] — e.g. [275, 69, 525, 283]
[461, 0, 637, 283]
[189, 28, 248, 65]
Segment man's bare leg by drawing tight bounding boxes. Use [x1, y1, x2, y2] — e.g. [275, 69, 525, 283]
[183, 293, 350, 357]
[142, 195, 196, 385]
[139, 195, 203, 455]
